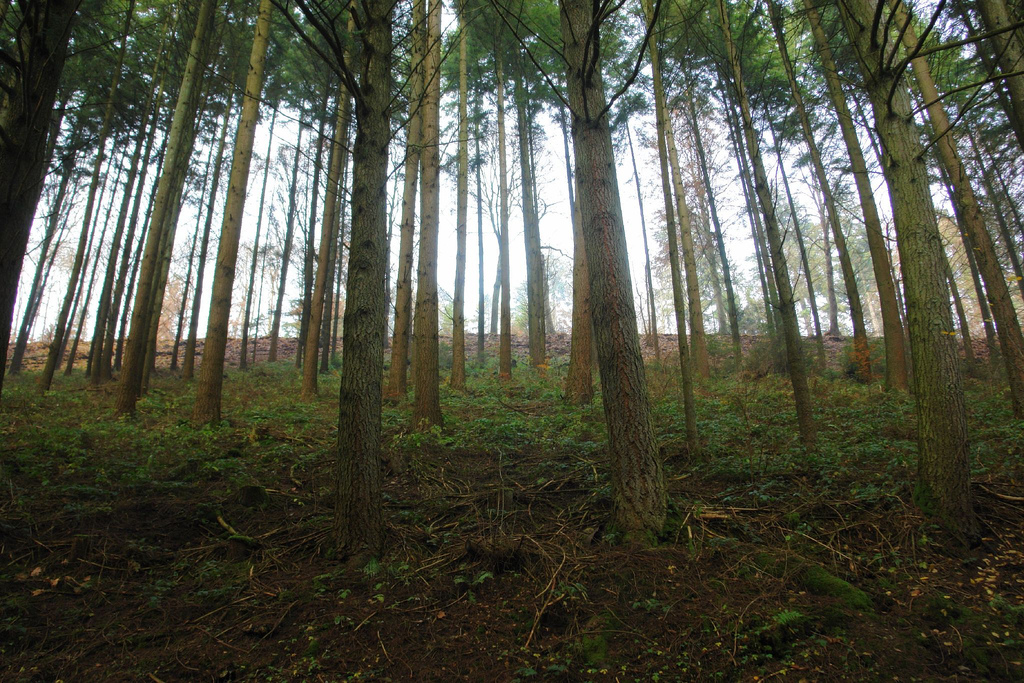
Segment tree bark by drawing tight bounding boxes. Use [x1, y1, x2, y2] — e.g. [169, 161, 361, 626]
[718, 0, 816, 447]
[116, 0, 216, 415]
[412, 0, 443, 426]
[451, 9, 469, 389]
[496, 53, 513, 380]
[803, 0, 908, 389]
[191, 0, 273, 423]
[332, 0, 393, 558]
[561, 0, 666, 536]
[839, 0, 977, 543]
[183, 98, 233, 379]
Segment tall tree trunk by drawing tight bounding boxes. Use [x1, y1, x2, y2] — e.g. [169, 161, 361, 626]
[240, 108, 277, 370]
[451, 9, 469, 389]
[413, 0, 443, 426]
[476, 104, 486, 363]
[386, 0, 423, 397]
[496, 53, 513, 380]
[968, 133, 1024, 305]
[333, 0, 393, 558]
[39, 4, 132, 391]
[171, 173, 206, 373]
[839, 0, 977, 544]
[718, 0, 816, 447]
[627, 123, 660, 362]
[190, 0, 273, 423]
[116, 0, 216, 415]
[10, 150, 74, 375]
[665, 113, 710, 378]
[561, 0, 667, 536]
[946, 258, 976, 366]
[642, 0, 698, 453]
[301, 86, 349, 398]
[183, 97, 234, 379]
[564, 187, 594, 404]
[514, 70, 546, 368]
[91, 19, 166, 384]
[723, 93, 778, 333]
[803, 0, 908, 390]
[298, 90, 329, 369]
[268, 114, 304, 363]
[768, 0, 869, 379]
[767, 120, 825, 364]
[896, 5, 1024, 417]
[688, 96, 741, 359]
[974, 0, 1024, 152]
[0, 0, 77, 401]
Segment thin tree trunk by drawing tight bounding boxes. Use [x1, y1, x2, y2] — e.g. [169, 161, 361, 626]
[39, 4, 133, 391]
[688, 96, 741, 359]
[183, 97, 234, 379]
[642, 0, 698, 454]
[514, 70, 546, 368]
[803, 0, 908, 389]
[116, 0, 216, 415]
[476, 104, 486, 363]
[947, 257, 975, 366]
[301, 86, 349, 399]
[451, 9, 469, 389]
[496, 53, 513, 380]
[268, 113, 304, 363]
[767, 119, 826, 365]
[768, 0, 869, 379]
[718, 0, 816, 447]
[386, 0, 423, 396]
[240, 108, 277, 370]
[298, 90, 329, 369]
[627, 123, 660, 362]
[665, 114, 710, 378]
[191, 0, 272, 423]
[839, 0, 977, 543]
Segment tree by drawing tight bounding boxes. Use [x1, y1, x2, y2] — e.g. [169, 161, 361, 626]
[192, 0, 274, 424]
[560, 0, 666, 536]
[838, 0, 978, 544]
[116, 0, 217, 416]
[451, 4, 469, 390]
[412, 0, 443, 427]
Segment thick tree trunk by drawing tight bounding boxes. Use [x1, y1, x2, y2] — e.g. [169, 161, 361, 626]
[840, 0, 977, 544]
[561, 0, 666, 536]
[333, 0, 393, 558]
[191, 0, 272, 423]
[183, 98, 233, 379]
[116, 0, 216, 415]
[412, 0, 443, 426]
[451, 11, 469, 389]
[897, 7, 1024, 417]
[718, 0, 816, 448]
[0, 0, 77, 400]
[803, 0, 908, 390]
[564, 188, 594, 405]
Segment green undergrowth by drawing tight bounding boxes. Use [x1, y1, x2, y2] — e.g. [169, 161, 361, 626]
[1, 339, 1022, 681]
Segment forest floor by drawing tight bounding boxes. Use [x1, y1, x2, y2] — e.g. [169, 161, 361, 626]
[1, 334, 1022, 681]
